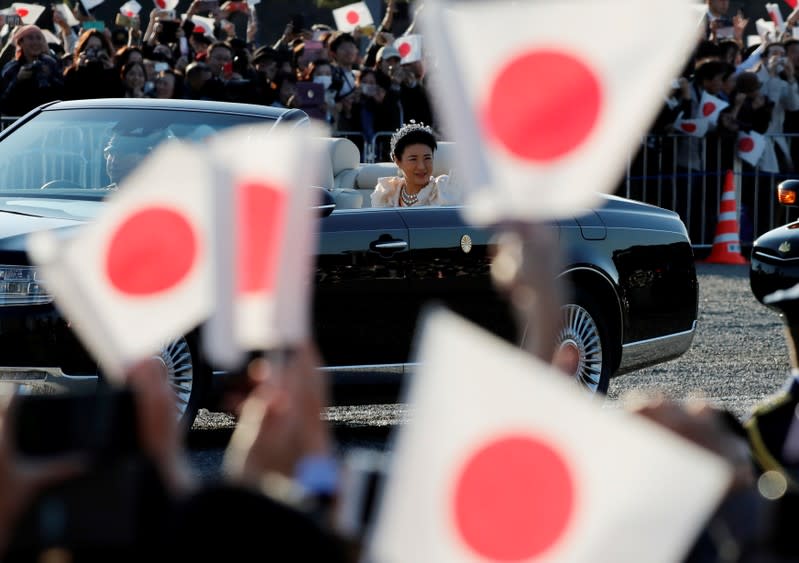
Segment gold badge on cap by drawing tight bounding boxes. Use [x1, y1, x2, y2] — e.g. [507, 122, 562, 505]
[779, 241, 791, 255]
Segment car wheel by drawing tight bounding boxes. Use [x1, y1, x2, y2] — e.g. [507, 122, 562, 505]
[155, 334, 207, 428]
[558, 296, 611, 394]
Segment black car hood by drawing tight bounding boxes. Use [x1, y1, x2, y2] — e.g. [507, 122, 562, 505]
[0, 198, 94, 252]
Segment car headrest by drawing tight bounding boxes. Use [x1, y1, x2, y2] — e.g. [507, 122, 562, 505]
[433, 141, 455, 177]
[357, 163, 399, 189]
[327, 137, 361, 175]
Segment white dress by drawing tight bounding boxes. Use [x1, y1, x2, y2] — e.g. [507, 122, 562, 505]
[370, 174, 458, 208]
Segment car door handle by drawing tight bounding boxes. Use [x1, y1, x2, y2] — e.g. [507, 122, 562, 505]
[372, 240, 408, 251]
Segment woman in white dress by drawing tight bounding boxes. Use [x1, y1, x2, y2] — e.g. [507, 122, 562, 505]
[370, 122, 458, 207]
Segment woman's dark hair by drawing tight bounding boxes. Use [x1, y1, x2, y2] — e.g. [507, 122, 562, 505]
[390, 123, 437, 160]
[72, 29, 114, 67]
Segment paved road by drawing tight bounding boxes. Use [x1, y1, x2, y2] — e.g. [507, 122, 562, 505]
[187, 262, 791, 477]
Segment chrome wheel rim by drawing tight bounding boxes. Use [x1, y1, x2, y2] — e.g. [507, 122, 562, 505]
[157, 337, 194, 417]
[559, 304, 603, 393]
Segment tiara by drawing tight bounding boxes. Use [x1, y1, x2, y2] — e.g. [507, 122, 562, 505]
[390, 120, 435, 157]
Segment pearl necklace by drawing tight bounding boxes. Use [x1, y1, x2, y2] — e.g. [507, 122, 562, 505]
[400, 184, 419, 207]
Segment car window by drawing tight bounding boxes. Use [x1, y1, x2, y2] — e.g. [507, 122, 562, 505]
[0, 108, 277, 196]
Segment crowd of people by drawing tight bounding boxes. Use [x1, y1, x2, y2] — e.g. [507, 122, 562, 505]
[621, 0, 799, 247]
[0, 0, 434, 161]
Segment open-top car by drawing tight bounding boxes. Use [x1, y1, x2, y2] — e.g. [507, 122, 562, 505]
[0, 99, 698, 426]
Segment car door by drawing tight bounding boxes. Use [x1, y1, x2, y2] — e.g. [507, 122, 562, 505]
[400, 206, 518, 350]
[313, 207, 412, 366]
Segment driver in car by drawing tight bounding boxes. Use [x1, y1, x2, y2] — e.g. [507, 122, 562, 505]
[103, 127, 173, 188]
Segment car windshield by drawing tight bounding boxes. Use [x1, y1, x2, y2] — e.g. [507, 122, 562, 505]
[0, 107, 279, 198]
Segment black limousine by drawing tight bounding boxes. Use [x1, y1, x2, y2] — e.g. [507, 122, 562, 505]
[0, 99, 698, 425]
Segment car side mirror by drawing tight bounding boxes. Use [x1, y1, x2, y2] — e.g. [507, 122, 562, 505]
[778, 180, 799, 207]
[313, 186, 336, 217]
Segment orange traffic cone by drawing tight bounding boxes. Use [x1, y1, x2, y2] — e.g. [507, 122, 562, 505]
[704, 170, 748, 264]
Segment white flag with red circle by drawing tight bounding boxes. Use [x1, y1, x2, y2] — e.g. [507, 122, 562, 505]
[120, 0, 142, 17]
[202, 124, 326, 368]
[394, 34, 422, 64]
[52, 3, 79, 27]
[369, 308, 732, 563]
[698, 90, 729, 126]
[756, 18, 778, 41]
[674, 114, 710, 137]
[10, 3, 44, 24]
[421, 0, 703, 224]
[26, 144, 216, 382]
[737, 130, 767, 166]
[185, 13, 214, 36]
[332, 1, 373, 33]
[767, 3, 787, 32]
[153, 0, 178, 10]
[81, 0, 105, 10]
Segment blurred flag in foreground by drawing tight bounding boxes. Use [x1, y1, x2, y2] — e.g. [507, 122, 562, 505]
[421, 0, 700, 224]
[368, 308, 732, 563]
[203, 123, 327, 368]
[332, 1, 373, 33]
[27, 143, 216, 382]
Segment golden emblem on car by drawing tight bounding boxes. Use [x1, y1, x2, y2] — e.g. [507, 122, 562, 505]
[460, 234, 473, 254]
[779, 241, 792, 255]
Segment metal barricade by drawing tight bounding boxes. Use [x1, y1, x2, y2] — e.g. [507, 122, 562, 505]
[620, 133, 799, 249]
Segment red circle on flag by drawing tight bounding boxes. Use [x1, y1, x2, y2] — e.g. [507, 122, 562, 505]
[739, 137, 755, 153]
[398, 42, 411, 58]
[346, 10, 360, 24]
[482, 49, 602, 162]
[156, 0, 166, 8]
[126, 11, 134, 17]
[193, 25, 205, 34]
[236, 180, 287, 294]
[16, 8, 28, 17]
[702, 102, 716, 117]
[452, 434, 575, 561]
[106, 207, 198, 296]
[681, 123, 697, 133]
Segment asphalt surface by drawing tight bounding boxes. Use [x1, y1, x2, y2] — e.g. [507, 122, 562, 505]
[187, 262, 792, 477]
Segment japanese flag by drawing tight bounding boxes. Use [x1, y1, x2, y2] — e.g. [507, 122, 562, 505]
[11, 3, 44, 24]
[699, 90, 729, 125]
[81, 0, 105, 10]
[52, 3, 79, 27]
[332, 1, 373, 33]
[120, 0, 142, 17]
[421, 0, 700, 225]
[737, 130, 767, 166]
[767, 3, 786, 32]
[394, 34, 422, 64]
[787, 0, 798, 9]
[153, 0, 178, 10]
[674, 114, 709, 137]
[203, 123, 327, 368]
[27, 144, 216, 382]
[369, 309, 732, 563]
[756, 18, 778, 41]
[185, 13, 214, 37]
